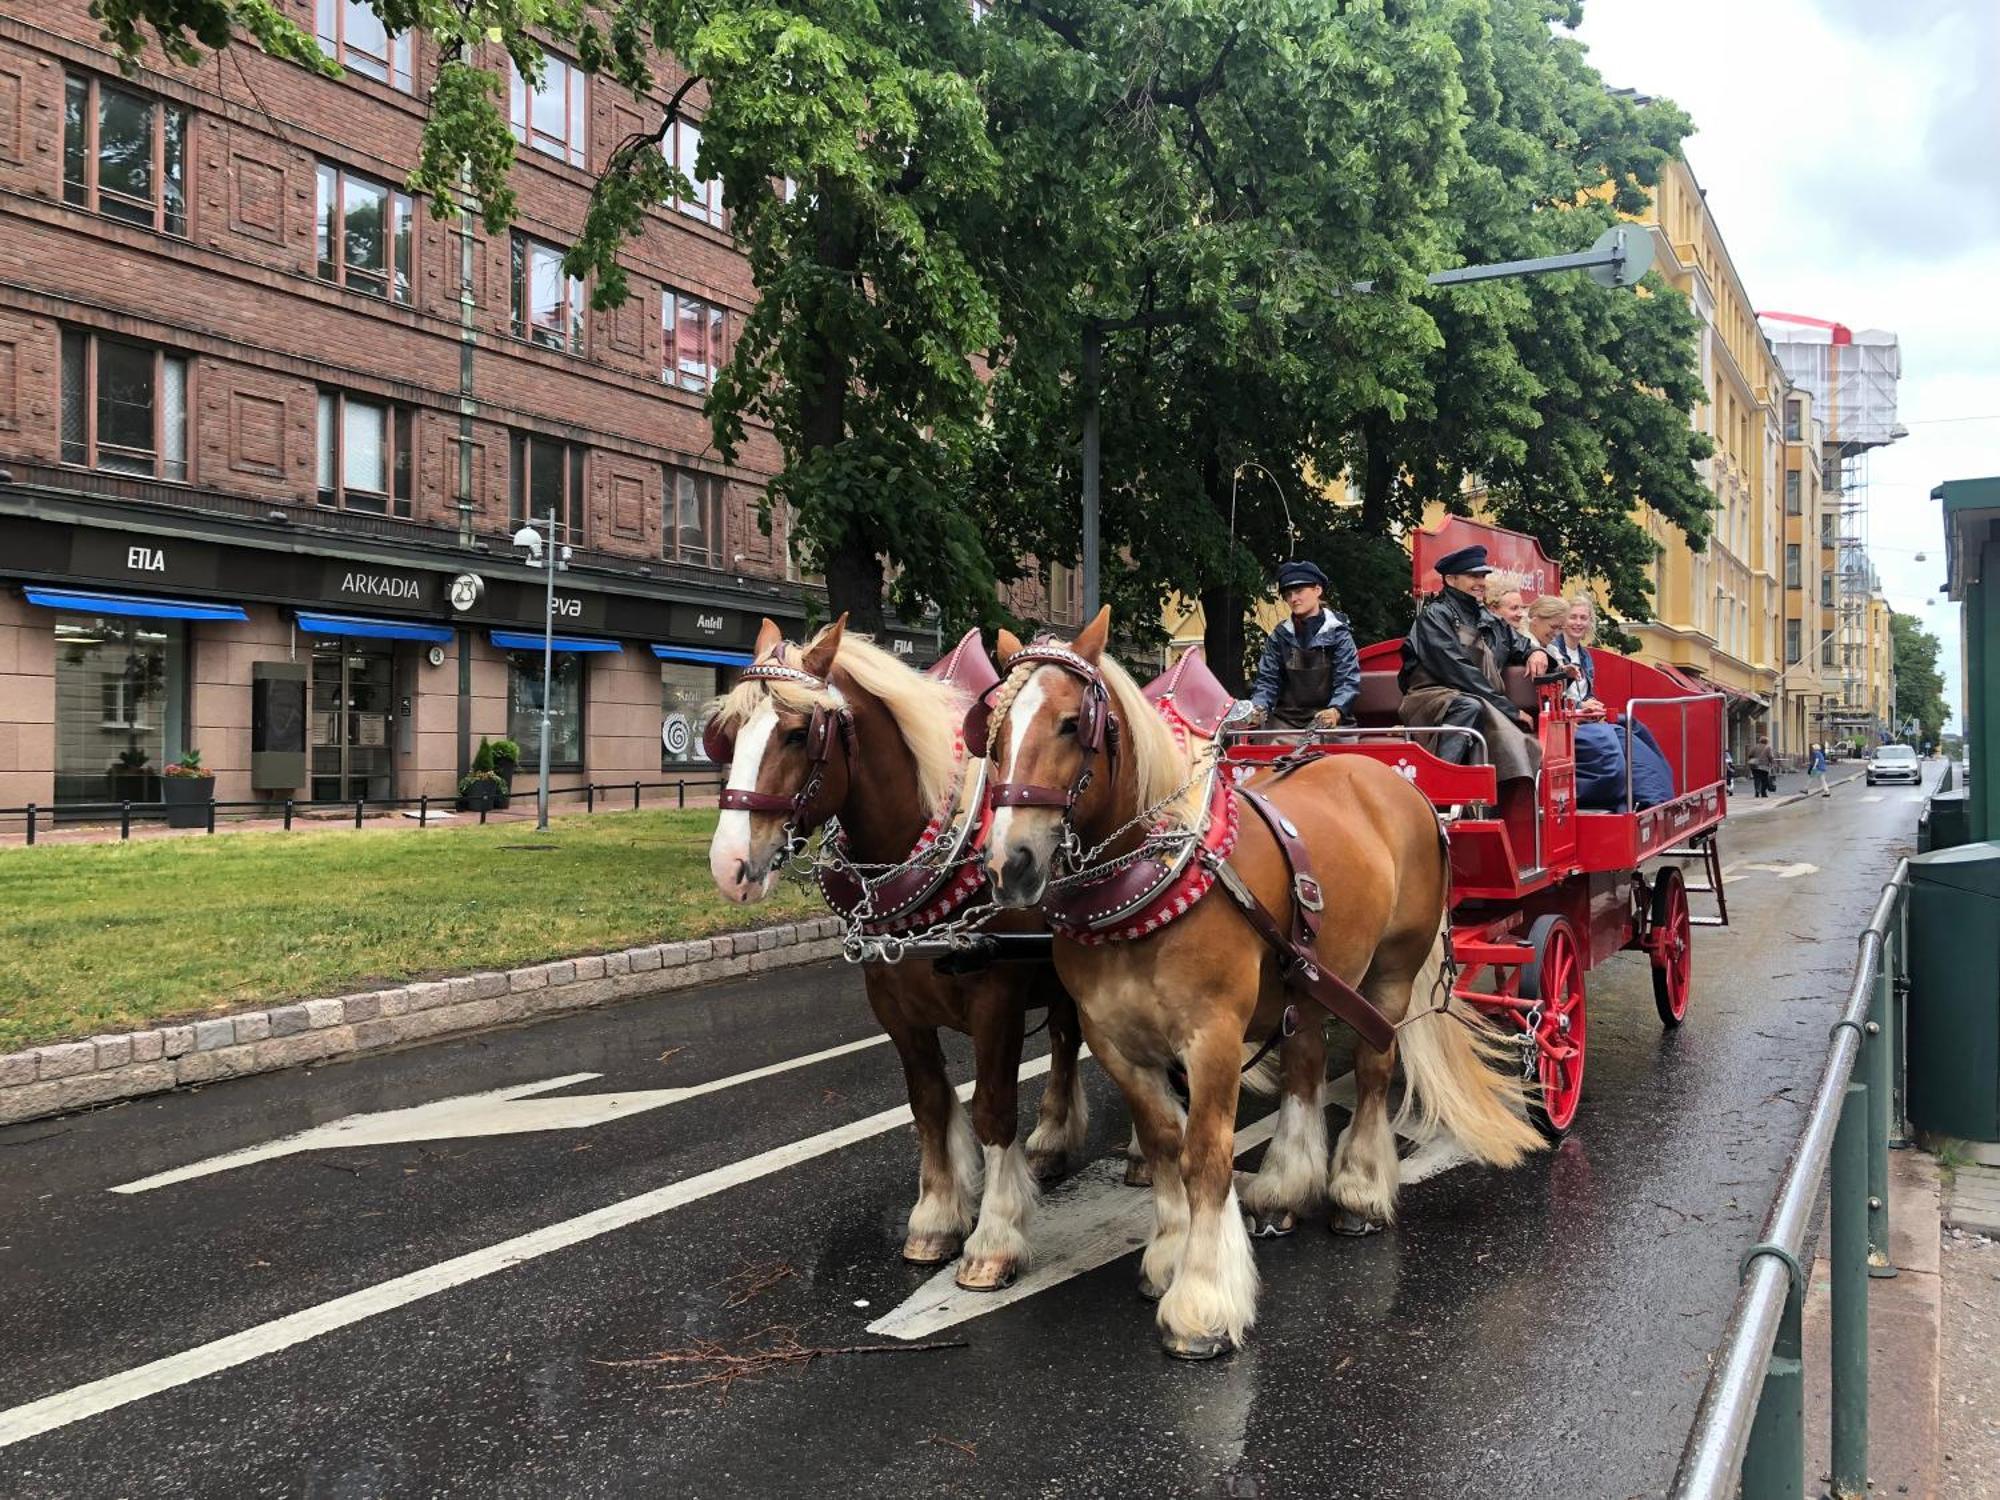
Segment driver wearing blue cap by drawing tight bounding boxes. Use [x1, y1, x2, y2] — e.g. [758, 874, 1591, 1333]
[1240, 559, 1360, 732]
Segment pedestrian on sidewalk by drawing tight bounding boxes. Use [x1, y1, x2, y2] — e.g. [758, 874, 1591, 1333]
[1748, 734, 1776, 798]
[1808, 742, 1832, 798]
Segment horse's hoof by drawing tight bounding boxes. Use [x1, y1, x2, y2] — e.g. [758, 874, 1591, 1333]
[954, 1256, 1018, 1292]
[1123, 1158, 1154, 1188]
[1137, 1273, 1168, 1303]
[1330, 1207, 1384, 1237]
[902, 1233, 962, 1266]
[1245, 1209, 1296, 1239]
[1161, 1331, 1232, 1362]
[1027, 1149, 1068, 1184]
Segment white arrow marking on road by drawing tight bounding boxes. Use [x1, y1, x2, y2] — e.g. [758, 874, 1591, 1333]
[111, 1033, 894, 1194]
[1, 1052, 1061, 1450]
[867, 1070, 1474, 1341]
[1859, 795, 1883, 803]
[1737, 861, 1819, 880]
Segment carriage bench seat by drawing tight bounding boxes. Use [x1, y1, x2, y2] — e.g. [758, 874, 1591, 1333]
[928, 627, 999, 700]
[1351, 664, 1539, 727]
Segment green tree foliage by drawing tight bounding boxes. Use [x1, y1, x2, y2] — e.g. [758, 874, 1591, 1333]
[1891, 611, 1947, 744]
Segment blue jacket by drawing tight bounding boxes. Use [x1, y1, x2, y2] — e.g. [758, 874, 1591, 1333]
[1250, 612, 1361, 720]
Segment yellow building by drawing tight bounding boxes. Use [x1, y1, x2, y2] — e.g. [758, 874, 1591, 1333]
[1627, 157, 1786, 757]
[1862, 591, 1898, 743]
[1773, 389, 1843, 752]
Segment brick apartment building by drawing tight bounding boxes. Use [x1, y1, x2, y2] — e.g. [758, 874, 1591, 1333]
[0, 3, 977, 817]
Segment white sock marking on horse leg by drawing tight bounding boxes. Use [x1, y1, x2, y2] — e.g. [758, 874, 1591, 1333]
[1242, 1084, 1328, 1216]
[1330, 1104, 1401, 1224]
[908, 1094, 982, 1240]
[1026, 1063, 1089, 1160]
[1140, 1164, 1190, 1295]
[963, 1142, 1038, 1269]
[1158, 1186, 1260, 1346]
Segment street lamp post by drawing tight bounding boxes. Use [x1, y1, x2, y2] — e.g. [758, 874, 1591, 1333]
[513, 514, 568, 831]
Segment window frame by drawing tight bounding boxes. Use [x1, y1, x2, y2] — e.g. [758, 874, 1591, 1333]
[509, 53, 588, 168]
[506, 649, 586, 771]
[1784, 468, 1801, 515]
[63, 72, 187, 237]
[662, 290, 727, 393]
[314, 0, 414, 91]
[1785, 618, 1801, 665]
[317, 389, 414, 516]
[1784, 542, 1801, 590]
[664, 118, 725, 228]
[510, 432, 587, 546]
[60, 330, 190, 482]
[511, 234, 586, 353]
[664, 467, 724, 567]
[315, 162, 415, 303]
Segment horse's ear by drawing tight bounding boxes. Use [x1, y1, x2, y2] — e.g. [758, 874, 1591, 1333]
[1071, 605, 1112, 664]
[802, 613, 847, 679]
[753, 618, 784, 660]
[994, 628, 1024, 669]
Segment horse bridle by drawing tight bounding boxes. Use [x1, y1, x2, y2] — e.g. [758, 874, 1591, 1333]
[704, 650, 856, 849]
[965, 644, 1121, 862]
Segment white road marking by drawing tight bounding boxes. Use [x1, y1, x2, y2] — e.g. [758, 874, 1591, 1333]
[0, 1051, 1061, 1451]
[112, 1035, 896, 1194]
[1859, 795, 1883, 803]
[1737, 861, 1819, 880]
[867, 1069, 1475, 1341]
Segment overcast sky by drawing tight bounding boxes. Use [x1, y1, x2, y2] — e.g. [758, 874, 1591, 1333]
[1571, 0, 1998, 729]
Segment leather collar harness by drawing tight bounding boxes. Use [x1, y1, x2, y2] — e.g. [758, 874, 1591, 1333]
[974, 647, 1396, 1054]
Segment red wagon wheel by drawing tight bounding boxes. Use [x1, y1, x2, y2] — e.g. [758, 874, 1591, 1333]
[1648, 866, 1694, 1029]
[1520, 914, 1587, 1140]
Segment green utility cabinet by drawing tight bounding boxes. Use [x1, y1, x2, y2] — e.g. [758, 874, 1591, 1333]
[1921, 790, 1971, 853]
[1907, 841, 2000, 1142]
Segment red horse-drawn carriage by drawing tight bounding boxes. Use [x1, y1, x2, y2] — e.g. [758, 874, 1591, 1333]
[1190, 519, 1731, 1136]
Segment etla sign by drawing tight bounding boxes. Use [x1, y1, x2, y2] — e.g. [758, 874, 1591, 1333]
[127, 546, 166, 573]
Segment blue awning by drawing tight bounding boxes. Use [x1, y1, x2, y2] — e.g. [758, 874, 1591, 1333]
[489, 629, 623, 655]
[651, 644, 753, 668]
[23, 587, 248, 622]
[297, 611, 453, 643]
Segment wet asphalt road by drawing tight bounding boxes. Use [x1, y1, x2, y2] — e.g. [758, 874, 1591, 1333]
[0, 772, 1936, 1499]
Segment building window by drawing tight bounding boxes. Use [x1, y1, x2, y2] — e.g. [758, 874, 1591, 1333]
[1821, 571, 1834, 608]
[509, 54, 587, 167]
[61, 331, 188, 481]
[318, 391, 413, 516]
[1047, 560, 1082, 628]
[55, 614, 188, 810]
[316, 163, 413, 302]
[663, 291, 726, 392]
[1785, 543, 1801, 589]
[63, 74, 187, 236]
[1785, 399, 1802, 442]
[315, 0, 413, 90]
[661, 661, 733, 766]
[511, 235, 585, 352]
[665, 468, 724, 567]
[1822, 637, 1835, 668]
[509, 433, 586, 544]
[507, 651, 584, 769]
[1785, 469, 1801, 515]
[665, 119, 724, 228]
[1785, 618, 1801, 665]
[1822, 512, 1835, 547]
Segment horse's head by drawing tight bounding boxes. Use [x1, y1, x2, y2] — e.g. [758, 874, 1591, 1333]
[706, 615, 852, 903]
[978, 606, 1122, 907]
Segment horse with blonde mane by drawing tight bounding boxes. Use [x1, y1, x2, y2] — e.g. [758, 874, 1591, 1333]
[980, 608, 1542, 1358]
[706, 617, 1087, 1289]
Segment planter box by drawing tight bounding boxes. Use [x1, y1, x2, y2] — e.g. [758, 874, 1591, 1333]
[459, 779, 503, 813]
[161, 775, 214, 829]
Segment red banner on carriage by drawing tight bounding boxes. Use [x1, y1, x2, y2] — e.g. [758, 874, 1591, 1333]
[1410, 518, 1561, 601]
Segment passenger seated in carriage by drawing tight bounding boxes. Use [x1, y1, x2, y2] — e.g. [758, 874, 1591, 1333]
[1522, 596, 1673, 810]
[1397, 546, 1548, 779]
[1238, 559, 1361, 733]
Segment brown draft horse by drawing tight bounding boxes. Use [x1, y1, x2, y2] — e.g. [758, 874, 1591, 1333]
[706, 618, 1088, 1289]
[982, 608, 1543, 1358]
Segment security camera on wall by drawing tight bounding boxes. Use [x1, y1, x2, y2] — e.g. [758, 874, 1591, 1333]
[512, 526, 543, 559]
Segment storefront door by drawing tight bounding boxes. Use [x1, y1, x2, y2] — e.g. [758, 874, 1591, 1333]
[310, 638, 396, 803]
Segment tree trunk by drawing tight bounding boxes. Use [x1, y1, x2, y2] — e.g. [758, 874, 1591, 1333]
[825, 539, 886, 635]
[798, 199, 883, 632]
[1200, 584, 1248, 695]
[1359, 412, 1395, 537]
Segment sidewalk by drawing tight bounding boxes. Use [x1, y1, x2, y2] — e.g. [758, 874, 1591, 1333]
[1728, 768, 1866, 820]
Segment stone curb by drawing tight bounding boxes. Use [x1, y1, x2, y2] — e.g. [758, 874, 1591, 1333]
[0, 916, 847, 1127]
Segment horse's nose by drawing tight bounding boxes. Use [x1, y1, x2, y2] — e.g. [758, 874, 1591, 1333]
[995, 846, 1047, 907]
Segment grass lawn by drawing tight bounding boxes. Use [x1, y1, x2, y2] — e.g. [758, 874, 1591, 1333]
[0, 811, 819, 1049]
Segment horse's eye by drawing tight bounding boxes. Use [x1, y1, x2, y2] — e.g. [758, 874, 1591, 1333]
[784, 727, 809, 748]
[1057, 716, 1079, 737]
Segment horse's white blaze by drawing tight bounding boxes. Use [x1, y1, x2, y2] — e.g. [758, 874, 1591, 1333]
[707, 700, 778, 901]
[962, 1142, 1038, 1271]
[1242, 1083, 1328, 1216]
[988, 672, 1048, 861]
[1158, 1185, 1260, 1346]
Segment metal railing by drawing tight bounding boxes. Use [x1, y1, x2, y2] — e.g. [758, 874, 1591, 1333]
[1669, 857, 1910, 1500]
[0, 775, 726, 844]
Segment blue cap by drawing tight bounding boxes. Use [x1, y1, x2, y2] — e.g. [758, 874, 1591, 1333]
[1435, 545, 1494, 577]
[1276, 560, 1328, 590]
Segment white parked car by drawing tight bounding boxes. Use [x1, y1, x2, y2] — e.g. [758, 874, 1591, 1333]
[1865, 744, 1922, 786]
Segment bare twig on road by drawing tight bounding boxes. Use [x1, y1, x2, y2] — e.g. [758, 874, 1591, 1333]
[714, 1260, 797, 1309]
[656, 1045, 687, 1065]
[927, 1433, 978, 1461]
[595, 1327, 967, 1405]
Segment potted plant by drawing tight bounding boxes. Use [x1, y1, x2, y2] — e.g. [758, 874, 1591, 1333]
[489, 737, 521, 806]
[160, 749, 215, 828]
[458, 740, 504, 812]
[108, 748, 153, 804]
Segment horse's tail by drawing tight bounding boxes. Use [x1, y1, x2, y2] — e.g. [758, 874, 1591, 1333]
[1240, 1042, 1284, 1099]
[1392, 921, 1544, 1169]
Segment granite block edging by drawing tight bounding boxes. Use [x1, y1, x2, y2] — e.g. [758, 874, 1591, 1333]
[0, 919, 848, 1127]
